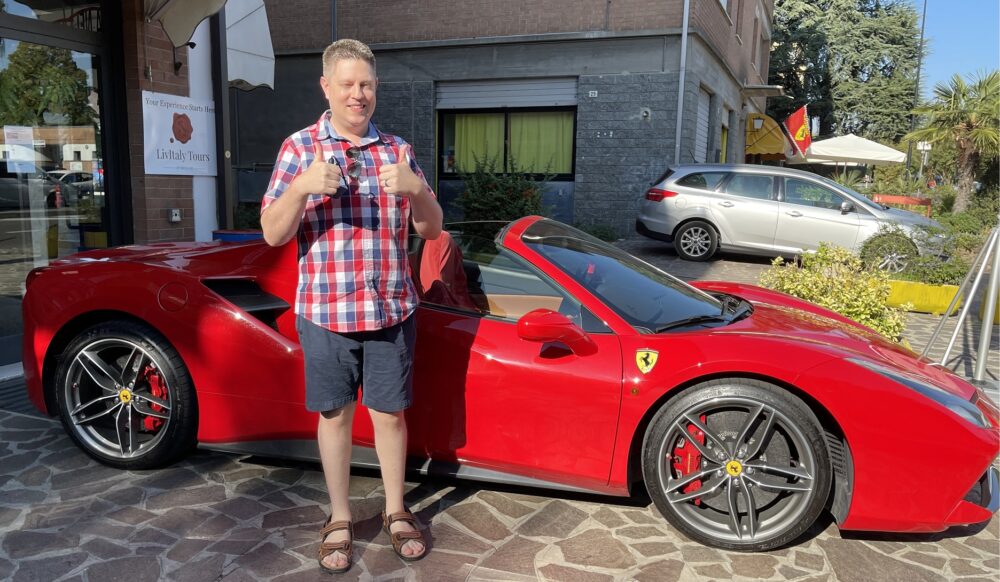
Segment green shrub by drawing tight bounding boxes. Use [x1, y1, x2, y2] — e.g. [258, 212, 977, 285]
[831, 170, 865, 190]
[759, 243, 908, 339]
[891, 255, 971, 286]
[872, 164, 928, 197]
[937, 191, 999, 235]
[455, 155, 547, 222]
[234, 202, 262, 230]
[574, 222, 620, 242]
[928, 184, 957, 215]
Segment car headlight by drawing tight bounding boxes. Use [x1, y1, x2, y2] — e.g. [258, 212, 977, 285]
[849, 358, 990, 428]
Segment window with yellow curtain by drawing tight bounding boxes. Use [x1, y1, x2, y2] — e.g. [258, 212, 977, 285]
[508, 111, 574, 173]
[454, 113, 504, 172]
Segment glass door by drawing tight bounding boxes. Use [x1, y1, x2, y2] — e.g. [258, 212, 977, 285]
[0, 37, 105, 364]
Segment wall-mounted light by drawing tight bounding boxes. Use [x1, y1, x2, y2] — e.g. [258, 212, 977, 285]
[172, 41, 196, 74]
[752, 117, 764, 131]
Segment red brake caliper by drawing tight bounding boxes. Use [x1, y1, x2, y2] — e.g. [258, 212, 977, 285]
[142, 365, 166, 431]
[671, 415, 707, 505]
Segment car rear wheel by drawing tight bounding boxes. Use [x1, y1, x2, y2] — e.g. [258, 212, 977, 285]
[53, 320, 198, 469]
[674, 221, 718, 261]
[642, 379, 831, 551]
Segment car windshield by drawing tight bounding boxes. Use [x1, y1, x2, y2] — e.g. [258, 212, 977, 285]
[520, 219, 724, 333]
[815, 175, 884, 211]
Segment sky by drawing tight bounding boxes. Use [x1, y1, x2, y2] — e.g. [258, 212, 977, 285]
[916, 0, 1000, 99]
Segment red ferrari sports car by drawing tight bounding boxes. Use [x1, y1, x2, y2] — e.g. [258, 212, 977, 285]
[22, 216, 999, 551]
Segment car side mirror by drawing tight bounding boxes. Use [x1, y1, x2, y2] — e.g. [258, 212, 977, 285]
[517, 308, 597, 356]
[840, 201, 855, 213]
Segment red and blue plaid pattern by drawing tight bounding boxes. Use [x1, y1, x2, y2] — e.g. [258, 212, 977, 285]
[262, 111, 433, 332]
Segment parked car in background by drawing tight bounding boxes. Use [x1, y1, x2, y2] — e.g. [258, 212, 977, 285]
[636, 164, 946, 269]
[47, 170, 95, 208]
[0, 165, 64, 211]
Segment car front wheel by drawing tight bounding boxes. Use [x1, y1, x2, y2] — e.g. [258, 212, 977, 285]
[674, 221, 718, 261]
[860, 233, 918, 273]
[642, 379, 832, 551]
[53, 320, 198, 469]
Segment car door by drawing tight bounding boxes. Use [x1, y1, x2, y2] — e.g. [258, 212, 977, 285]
[405, 231, 624, 490]
[775, 177, 862, 253]
[709, 172, 779, 250]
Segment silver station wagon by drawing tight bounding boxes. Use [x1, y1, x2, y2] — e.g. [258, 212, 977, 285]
[635, 164, 944, 267]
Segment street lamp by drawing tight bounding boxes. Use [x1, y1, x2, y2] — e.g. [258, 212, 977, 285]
[906, 0, 929, 176]
[917, 141, 932, 180]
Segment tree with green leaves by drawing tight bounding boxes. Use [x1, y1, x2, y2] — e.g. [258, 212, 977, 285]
[768, 0, 921, 142]
[905, 71, 1000, 212]
[0, 42, 95, 127]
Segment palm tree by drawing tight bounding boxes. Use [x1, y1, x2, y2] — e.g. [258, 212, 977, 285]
[905, 71, 999, 212]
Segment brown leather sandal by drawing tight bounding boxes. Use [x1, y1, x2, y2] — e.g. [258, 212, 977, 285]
[318, 517, 353, 574]
[381, 509, 427, 561]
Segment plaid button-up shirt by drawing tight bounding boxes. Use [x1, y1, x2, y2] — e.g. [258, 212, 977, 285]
[262, 111, 433, 332]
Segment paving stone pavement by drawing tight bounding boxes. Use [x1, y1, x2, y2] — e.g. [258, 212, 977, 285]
[0, 410, 998, 582]
[0, 236, 997, 582]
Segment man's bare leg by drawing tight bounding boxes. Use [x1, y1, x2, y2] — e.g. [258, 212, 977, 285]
[318, 402, 356, 569]
[370, 409, 425, 557]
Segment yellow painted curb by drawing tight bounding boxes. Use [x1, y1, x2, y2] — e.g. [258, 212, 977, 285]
[887, 280, 961, 315]
[978, 293, 1000, 325]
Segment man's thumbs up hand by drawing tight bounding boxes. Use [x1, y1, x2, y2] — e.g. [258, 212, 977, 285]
[377, 143, 424, 198]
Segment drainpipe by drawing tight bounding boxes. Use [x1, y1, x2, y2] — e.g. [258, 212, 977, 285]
[673, 0, 691, 165]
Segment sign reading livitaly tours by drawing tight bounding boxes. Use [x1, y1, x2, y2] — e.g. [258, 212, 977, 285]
[142, 91, 217, 176]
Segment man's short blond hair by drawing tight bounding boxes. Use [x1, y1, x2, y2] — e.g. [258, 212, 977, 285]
[322, 39, 376, 76]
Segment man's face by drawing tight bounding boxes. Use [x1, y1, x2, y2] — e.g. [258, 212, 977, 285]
[320, 58, 377, 135]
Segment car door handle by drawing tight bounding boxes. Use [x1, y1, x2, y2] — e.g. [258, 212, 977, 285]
[718, 201, 735, 207]
[785, 210, 803, 217]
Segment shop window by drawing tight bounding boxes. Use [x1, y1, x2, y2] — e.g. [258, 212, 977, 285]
[3, 1, 102, 33]
[440, 108, 575, 179]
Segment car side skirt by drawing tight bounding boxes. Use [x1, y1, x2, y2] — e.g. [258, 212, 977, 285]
[203, 441, 622, 497]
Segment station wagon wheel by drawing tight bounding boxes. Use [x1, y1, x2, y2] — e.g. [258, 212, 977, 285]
[54, 321, 198, 469]
[642, 379, 831, 551]
[674, 220, 718, 261]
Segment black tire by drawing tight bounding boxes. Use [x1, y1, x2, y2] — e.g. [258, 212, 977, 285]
[673, 221, 718, 261]
[642, 379, 831, 551]
[53, 320, 198, 469]
[860, 233, 918, 273]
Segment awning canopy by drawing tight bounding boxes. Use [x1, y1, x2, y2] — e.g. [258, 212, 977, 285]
[225, 0, 275, 90]
[788, 133, 906, 166]
[744, 113, 789, 160]
[145, 0, 227, 47]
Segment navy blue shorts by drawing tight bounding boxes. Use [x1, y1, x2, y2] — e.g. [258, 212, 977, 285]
[296, 315, 416, 413]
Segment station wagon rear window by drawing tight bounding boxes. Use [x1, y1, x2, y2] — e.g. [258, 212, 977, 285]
[675, 172, 728, 191]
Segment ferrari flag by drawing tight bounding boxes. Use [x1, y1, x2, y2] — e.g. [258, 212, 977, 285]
[784, 105, 812, 156]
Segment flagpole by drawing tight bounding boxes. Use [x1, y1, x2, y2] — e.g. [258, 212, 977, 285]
[906, 0, 929, 176]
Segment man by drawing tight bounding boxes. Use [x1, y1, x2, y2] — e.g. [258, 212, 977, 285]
[261, 39, 441, 573]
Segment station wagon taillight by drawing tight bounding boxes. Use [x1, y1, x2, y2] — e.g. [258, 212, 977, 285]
[645, 188, 678, 202]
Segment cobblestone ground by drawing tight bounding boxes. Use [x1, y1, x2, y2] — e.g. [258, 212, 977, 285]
[0, 237, 997, 581]
[1, 411, 997, 582]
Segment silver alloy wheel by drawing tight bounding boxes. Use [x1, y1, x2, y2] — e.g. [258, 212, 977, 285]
[62, 338, 173, 460]
[679, 226, 712, 258]
[655, 396, 818, 544]
[877, 252, 909, 273]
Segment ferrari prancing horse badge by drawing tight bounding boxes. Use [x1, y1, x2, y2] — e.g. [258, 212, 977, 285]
[636, 349, 659, 374]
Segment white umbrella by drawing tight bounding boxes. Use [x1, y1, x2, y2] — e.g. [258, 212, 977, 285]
[225, 0, 275, 90]
[145, 0, 228, 47]
[787, 133, 906, 166]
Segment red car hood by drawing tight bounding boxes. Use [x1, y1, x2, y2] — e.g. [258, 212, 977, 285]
[698, 282, 977, 401]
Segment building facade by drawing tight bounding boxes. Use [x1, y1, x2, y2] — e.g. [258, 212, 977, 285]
[235, 0, 775, 233]
[0, 0, 228, 366]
